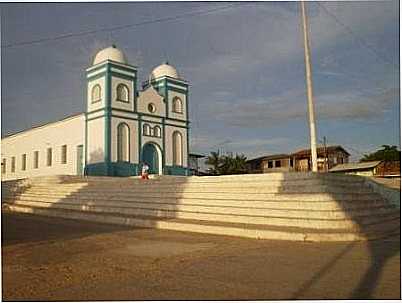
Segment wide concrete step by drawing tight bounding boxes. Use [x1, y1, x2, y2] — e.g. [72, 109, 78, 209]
[3, 192, 391, 211]
[6, 195, 398, 220]
[9, 188, 382, 202]
[4, 204, 399, 242]
[26, 172, 369, 183]
[6, 199, 400, 230]
[24, 176, 369, 187]
[21, 183, 374, 194]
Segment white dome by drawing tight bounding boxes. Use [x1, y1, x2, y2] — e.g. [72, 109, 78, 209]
[93, 45, 127, 65]
[149, 62, 179, 80]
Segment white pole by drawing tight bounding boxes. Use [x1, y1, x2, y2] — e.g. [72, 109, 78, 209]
[300, 1, 318, 172]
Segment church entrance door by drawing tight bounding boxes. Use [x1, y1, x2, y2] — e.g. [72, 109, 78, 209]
[142, 143, 160, 174]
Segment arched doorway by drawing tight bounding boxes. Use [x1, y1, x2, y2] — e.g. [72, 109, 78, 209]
[142, 143, 161, 175]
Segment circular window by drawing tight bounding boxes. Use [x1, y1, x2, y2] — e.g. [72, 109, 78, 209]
[148, 103, 156, 113]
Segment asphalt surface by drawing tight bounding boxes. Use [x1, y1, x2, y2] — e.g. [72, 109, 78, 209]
[1, 211, 401, 301]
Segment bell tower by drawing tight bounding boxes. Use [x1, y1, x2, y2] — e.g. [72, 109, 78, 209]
[85, 45, 139, 176]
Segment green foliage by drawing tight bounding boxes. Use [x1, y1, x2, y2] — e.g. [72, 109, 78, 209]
[360, 145, 401, 162]
[205, 151, 221, 175]
[205, 151, 247, 175]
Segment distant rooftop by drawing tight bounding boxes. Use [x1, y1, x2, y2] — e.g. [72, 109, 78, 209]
[292, 145, 350, 157]
[329, 161, 382, 172]
[247, 154, 290, 163]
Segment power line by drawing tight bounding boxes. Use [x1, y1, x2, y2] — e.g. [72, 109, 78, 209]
[316, 2, 398, 69]
[2, 3, 239, 49]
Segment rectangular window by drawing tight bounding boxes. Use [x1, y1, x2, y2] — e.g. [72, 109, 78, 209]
[21, 154, 27, 171]
[47, 148, 52, 166]
[290, 159, 293, 167]
[268, 161, 273, 168]
[61, 145, 67, 164]
[34, 151, 39, 169]
[11, 157, 16, 173]
[2, 158, 6, 174]
[275, 160, 281, 168]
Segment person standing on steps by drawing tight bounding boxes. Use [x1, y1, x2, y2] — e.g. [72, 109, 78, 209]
[141, 162, 150, 180]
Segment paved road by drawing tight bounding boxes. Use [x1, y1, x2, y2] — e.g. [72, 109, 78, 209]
[2, 211, 400, 301]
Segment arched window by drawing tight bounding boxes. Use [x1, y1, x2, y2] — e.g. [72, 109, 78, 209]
[172, 97, 183, 113]
[117, 84, 129, 102]
[91, 84, 101, 103]
[154, 126, 161, 137]
[117, 123, 130, 162]
[143, 124, 151, 136]
[173, 131, 183, 166]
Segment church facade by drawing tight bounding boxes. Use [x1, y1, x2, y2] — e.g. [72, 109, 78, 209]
[2, 46, 190, 181]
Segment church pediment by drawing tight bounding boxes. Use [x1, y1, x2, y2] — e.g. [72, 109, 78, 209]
[137, 86, 166, 116]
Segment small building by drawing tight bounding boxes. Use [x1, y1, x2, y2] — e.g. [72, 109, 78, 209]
[291, 145, 350, 172]
[329, 160, 401, 177]
[246, 145, 350, 174]
[188, 153, 206, 176]
[246, 154, 294, 173]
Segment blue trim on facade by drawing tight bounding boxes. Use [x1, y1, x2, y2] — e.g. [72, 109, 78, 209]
[138, 118, 142, 165]
[186, 90, 190, 176]
[110, 114, 137, 121]
[110, 162, 139, 176]
[167, 86, 187, 94]
[164, 78, 169, 119]
[164, 165, 189, 176]
[105, 65, 112, 175]
[111, 108, 138, 116]
[110, 71, 136, 82]
[108, 61, 137, 73]
[87, 73, 107, 82]
[87, 108, 106, 116]
[162, 118, 166, 172]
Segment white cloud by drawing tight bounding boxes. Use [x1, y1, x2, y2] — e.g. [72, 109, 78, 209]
[203, 86, 399, 128]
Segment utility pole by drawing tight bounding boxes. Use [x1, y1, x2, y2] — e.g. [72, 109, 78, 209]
[300, 1, 318, 172]
[323, 136, 328, 172]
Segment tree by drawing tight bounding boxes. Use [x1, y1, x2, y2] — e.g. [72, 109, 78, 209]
[205, 151, 221, 175]
[205, 151, 247, 175]
[360, 145, 401, 162]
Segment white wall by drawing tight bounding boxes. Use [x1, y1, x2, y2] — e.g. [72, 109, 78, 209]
[1, 114, 85, 181]
[164, 125, 188, 166]
[111, 117, 139, 163]
[86, 118, 105, 164]
[137, 86, 165, 116]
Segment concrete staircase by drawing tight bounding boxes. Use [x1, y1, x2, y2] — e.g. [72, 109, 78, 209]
[2, 173, 400, 241]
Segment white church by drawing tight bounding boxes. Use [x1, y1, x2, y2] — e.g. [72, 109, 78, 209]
[2, 45, 190, 181]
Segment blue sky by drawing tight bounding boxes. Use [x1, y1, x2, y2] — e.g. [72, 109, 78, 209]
[1, 1, 400, 161]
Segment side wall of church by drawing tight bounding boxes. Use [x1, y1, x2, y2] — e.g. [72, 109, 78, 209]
[86, 117, 105, 164]
[1, 114, 85, 181]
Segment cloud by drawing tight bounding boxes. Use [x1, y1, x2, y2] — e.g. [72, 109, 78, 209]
[204, 87, 399, 128]
[183, 1, 398, 83]
[190, 132, 291, 158]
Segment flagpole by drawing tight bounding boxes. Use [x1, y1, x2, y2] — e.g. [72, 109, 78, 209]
[300, 1, 318, 172]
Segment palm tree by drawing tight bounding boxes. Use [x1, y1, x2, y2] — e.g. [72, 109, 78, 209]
[218, 153, 248, 175]
[205, 151, 221, 175]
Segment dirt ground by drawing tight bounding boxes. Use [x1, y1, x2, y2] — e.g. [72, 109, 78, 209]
[1, 211, 400, 301]
[371, 177, 401, 189]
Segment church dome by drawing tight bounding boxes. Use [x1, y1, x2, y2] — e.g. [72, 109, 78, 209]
[93, 45, 127, 65]
[149, 62, 180, 81]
